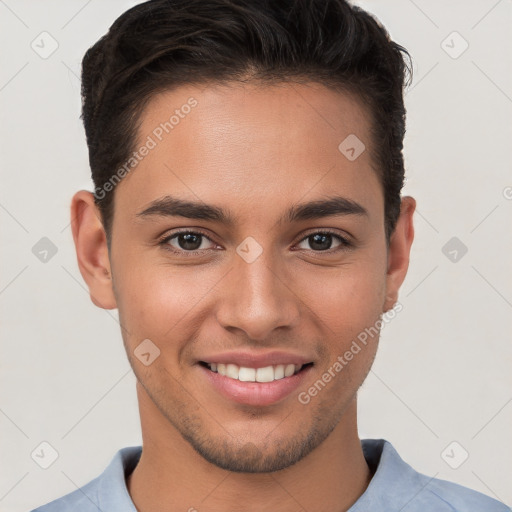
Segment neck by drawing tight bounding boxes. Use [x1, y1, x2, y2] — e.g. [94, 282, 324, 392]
[127, 383, 372, 512]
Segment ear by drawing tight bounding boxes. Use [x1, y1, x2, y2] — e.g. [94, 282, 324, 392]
[382, 196, 416, 312]
[70, 190, 117, 310]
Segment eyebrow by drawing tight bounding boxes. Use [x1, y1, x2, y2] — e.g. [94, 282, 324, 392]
[135, 194, 368, 225]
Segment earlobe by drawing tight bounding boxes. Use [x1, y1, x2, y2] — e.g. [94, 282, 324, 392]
[70, 190, 117, 310]
[383, 196, 416, 313]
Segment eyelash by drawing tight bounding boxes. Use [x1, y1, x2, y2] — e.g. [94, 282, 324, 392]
[157, 228, 353, 256]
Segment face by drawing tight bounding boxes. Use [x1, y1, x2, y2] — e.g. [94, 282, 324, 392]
[75, 81, 414, 473]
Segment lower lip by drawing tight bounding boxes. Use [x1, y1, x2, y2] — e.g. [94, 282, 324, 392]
[199, 364, 313, 406]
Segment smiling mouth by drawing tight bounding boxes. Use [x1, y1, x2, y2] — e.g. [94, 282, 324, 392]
[199, 361, 314, 383]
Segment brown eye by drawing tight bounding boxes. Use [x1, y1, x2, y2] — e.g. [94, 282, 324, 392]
[160, 230, 216, 254]
[296, 231, 352, 252]
[173, 232, 203, 251]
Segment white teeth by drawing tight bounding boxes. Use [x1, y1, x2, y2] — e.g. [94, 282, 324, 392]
[256, 366, 274, 383]
[274, 364, 285, 379]
[238, 367, 256, 382]
[284, 364, 295, 377]
[208, 362, 304, 382]
[226, 363, 239, 379]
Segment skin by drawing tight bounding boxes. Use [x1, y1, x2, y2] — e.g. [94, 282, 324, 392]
[71, 81, 415, 511]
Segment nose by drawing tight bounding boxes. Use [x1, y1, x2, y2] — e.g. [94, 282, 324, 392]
[215, 249, 300, 341]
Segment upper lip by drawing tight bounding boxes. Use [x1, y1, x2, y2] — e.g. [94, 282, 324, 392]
[198, 350, 314, 368]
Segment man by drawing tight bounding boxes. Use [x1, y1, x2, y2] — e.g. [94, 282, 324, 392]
[32, 0, 509, 510]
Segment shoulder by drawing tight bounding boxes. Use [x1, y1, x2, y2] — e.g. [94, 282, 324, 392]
[417, 473, 510, 512]
[356, 439, 510, 512]
[30, 477, 102, 512]
[29, 446, 142, 512]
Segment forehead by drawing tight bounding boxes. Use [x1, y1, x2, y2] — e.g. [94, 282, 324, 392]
[139, 80, 373, 159]
[115, 81, 382, 224]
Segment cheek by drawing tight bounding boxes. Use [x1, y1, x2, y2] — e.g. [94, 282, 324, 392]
[302, 265, 385, 399]
[303, 258, 387, 338]
[113, 257, 217, 344]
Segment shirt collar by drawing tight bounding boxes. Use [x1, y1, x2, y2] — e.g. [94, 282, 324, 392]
[349, 439, 430, 511]
[94, 439, 420, 510]
[97, 446, 141, 511]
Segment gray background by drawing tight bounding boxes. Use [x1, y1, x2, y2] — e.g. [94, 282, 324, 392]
[1, 0, 511, 510]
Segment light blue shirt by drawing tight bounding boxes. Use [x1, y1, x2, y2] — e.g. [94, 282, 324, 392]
[31, 439, 510, 511]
